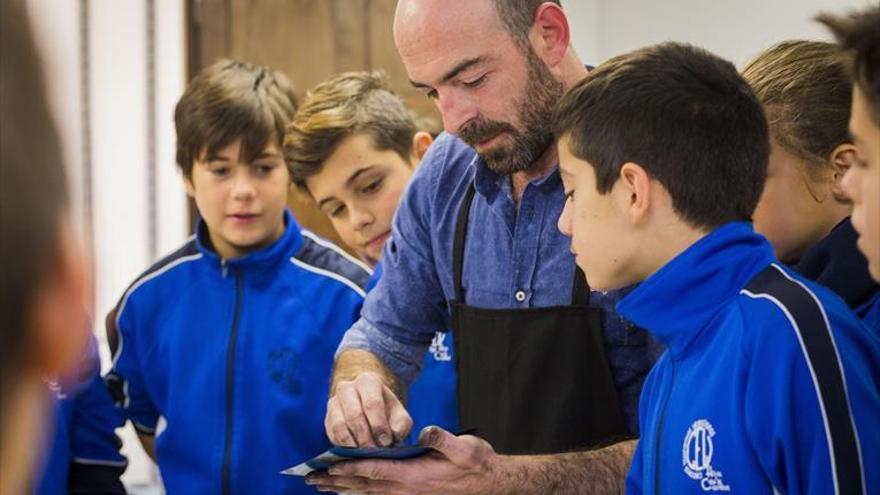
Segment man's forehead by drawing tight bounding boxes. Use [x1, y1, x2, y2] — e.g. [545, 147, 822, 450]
[394, 0, 506, 67]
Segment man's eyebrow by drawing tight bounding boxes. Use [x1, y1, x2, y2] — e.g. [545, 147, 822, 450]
[409, 56, 488, 88]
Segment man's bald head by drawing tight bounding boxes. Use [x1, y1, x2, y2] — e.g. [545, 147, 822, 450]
[395, 0, 561, 53]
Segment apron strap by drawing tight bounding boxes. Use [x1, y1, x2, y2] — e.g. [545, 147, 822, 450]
[572, 266, 591, 306]
[453, 182, 477, 302]
[452, 180, 593, 307]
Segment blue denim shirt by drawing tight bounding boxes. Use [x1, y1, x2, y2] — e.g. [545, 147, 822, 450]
[339, 133, 663, 434]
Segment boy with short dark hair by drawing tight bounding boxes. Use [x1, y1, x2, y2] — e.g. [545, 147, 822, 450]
[105, 59, 370, 494]
[819, 6, 880, 328]
[553, 42, 879, 494]
[283, 71, 458, 443]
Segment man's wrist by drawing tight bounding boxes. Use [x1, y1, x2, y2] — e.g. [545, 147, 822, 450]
[331, 349, 404, 399]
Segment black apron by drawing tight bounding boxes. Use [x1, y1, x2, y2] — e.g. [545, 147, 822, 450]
[450, 183, 627, 455]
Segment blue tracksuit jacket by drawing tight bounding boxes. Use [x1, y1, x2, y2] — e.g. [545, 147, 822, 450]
[623, 222, 880, 494]
[34, 334, 126, 494]
[105, 210, 370, 494]
[368, 263, 459, 442]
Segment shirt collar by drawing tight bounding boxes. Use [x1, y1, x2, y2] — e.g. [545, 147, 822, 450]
[472, 154, 562, 202]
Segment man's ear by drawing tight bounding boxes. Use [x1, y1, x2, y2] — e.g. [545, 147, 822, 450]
[618, 162, 652, 225]
[529, 2, 570, 67]
[28, 216, 91, 379]
[410, 131, 433, 164]
[829, 143, 856, 201]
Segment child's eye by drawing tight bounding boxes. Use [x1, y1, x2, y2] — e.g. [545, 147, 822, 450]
[254, 163, 275, 175]
[211, 167, 229, 177]
[564, 190, 575, 202]
[425, 89, 438, 101]
[361, 179, 383, 194]
[328, 204, 346, 218]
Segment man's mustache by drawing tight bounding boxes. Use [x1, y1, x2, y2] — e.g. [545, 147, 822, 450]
[458, 118, 517, 147]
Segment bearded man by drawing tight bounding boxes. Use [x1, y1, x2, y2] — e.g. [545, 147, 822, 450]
[307, 1, 663, 493]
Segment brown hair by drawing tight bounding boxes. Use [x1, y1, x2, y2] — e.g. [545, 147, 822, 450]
[284, 71, 417, 190]
[817, 6, 880, 122]
[742, 40, 851, 175]
[553, 42, 769, 230]
[0, 0, 70, 395]
[174, 59, 298, 178]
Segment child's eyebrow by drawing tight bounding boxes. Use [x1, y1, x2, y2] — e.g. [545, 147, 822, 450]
[345, 166, 376, 188]
[317, 196, 339, 209]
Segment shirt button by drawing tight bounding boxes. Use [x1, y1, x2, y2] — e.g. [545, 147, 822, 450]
[515, 290, 526, 302]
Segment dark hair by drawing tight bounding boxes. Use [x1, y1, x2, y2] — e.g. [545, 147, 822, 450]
[1, 0, 70, 394]
[817, 6, 880, 122]
[493, 0, 562, 51]
[553, 42, 769, 230]
[284, 71, 416, 190]
[742, 40, 851, 174]
[174, 59, 298, 178]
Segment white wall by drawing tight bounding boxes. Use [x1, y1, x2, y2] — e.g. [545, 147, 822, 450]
[567, 0, 873, 68]
[28, 0, 187, 489]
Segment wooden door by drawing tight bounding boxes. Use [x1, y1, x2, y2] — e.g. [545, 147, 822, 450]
[187, 0, 439, 248]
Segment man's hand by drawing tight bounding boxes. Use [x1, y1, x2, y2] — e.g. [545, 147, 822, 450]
[326, 371, 413, 447]
[307, 426, 636, 495]
[306, 426, 503, 494]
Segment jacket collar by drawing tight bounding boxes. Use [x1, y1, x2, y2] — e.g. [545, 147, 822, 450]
[792, 217, 879, 310]
[195, 209, 302, 275]
[616, 222, 775, 358]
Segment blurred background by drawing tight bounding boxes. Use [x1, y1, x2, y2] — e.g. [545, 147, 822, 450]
[25, 0, 871, 491]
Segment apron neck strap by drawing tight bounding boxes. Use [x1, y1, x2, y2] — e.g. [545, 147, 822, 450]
[452, 180, 592, 306]
[453, 182, 477, 302]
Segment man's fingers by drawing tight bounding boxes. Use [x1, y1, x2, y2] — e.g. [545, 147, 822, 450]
[358, 377, 394, 447]
[306, 472, 407, 494]
[383, 386, 413, 443]
[325, 396, 357, 447]
[337, 383, 378, 447]
[418, 426, 490, 468]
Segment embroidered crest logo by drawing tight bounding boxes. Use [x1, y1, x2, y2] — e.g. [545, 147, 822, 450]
[429, 331, 452, 361]
[682, 419, 731, 492]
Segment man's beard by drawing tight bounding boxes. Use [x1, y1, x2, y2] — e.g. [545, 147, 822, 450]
[457, 48, 564, 176]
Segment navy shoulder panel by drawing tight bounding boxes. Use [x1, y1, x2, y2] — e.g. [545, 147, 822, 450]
[106, 238, 201, 354]
[742, 264, 866, 495]
[292, 230, 372, 297]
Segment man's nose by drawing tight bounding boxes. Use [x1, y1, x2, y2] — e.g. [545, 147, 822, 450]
[437, 89, 477, 135]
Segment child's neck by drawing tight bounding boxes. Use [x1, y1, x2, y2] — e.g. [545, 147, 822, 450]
[640, 218, 710, 282]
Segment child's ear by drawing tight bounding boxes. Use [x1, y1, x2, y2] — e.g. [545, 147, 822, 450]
[183, 173, 196, 197]
[410, 131, 434, 164]
[829, 143, 856, 201]
[28, 216, 91, 379]
[618, 162, 652, 225]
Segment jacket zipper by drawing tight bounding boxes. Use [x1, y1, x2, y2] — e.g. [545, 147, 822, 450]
[654, 354, 675, 495]
[221, 268, 243, 495]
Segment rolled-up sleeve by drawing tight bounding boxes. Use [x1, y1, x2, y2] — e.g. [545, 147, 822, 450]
[336, 136, 454, 386]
